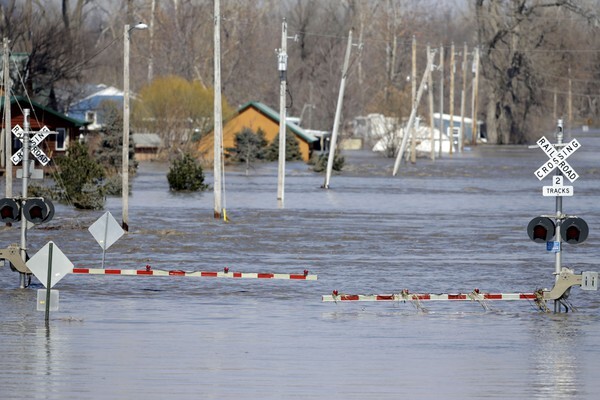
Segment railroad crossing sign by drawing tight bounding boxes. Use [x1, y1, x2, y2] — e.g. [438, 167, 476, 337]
[10, 125, 52, 166]
[534, 136, 580, 182]
[543, 175, 573, 197]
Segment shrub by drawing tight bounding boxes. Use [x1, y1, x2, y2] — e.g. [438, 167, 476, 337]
[53, 141, 106, 209]
[167, 153, 209, 191]
[311, 151, 345, 172]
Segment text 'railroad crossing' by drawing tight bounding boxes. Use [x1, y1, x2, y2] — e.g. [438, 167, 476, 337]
[534, 136, 580, 182]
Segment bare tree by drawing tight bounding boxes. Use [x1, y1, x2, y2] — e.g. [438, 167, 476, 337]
[474, 0, 600, 144]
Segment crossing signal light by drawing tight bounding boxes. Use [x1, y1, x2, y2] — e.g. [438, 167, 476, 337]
[527, 217, 555, 243]
[0, 198, 21, 223]
[0, 197, 55, 224]
[22, 198, 54, 224]
[560, 217, 588, 244]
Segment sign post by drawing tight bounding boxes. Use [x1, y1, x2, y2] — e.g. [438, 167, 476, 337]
[10, 110, 54, 288]
[532, 119, 586, 312]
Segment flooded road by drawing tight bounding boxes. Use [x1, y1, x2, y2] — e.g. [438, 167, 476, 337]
[1, 132, 599, 399]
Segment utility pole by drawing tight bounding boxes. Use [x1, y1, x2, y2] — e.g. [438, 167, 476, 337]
[410, 36, 417, 163]
[411, 36, 417, 107]
[471, 46, 479, 145]
[323, 29, 353, 189]
[449, 42, 455, 156]
[122, 24, 131, 231]
[277, 19, 288, 207]
[122, 23, 147, 231]
[147, 0, 156, 83]
[459, 42, 467, 153]
[553, 87, 557, 122]
[3, 38, 12, 196]
[393, 49, 433, 176]
[568, 66, 572, 133]
[427, 44, 435, 161]
[213, 0, 223, 219]
[438, 44, 444, 158]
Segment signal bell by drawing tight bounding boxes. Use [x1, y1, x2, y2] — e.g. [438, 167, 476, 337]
[527, 216, 555, 243]
[560, 217, 588, 244]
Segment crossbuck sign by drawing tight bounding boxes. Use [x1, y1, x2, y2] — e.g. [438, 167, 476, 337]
[534, 136, 580, 182]
[10, 125, 52, 166]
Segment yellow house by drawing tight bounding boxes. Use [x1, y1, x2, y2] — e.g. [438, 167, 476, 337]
[198, 101, 317, 164]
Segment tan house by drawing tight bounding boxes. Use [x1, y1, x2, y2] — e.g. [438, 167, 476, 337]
[198, 101, 317, 164]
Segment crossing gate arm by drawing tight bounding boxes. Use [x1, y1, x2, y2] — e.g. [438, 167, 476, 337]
[322, 268, 590, 303]
[71, 266, 317, 281]
[0, 245, 30, 274]
[321, 290, 539, 302]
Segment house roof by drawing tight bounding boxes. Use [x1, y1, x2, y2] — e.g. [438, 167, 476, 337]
[132, 133, 163, 148]
[1, 96, 88, 127]
[238, 101, 318, 143]
[67, 84, 124, 121]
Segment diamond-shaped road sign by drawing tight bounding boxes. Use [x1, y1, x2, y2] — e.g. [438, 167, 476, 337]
[11, 125, 52, 166]
[26, 241, 73, 288]
[88, 211, 125, 250]
[534, 136, 580, 182]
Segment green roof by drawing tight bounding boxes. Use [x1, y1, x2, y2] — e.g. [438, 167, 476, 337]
[1, 96, 88, 127]
[238, 101, 317, 143]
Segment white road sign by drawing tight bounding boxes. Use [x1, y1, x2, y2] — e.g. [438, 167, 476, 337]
[26, 241, 73, 288]
[543, 175, 573, 197]
[534, 136, 580, 182]
[11, 125, 52, 166]
[89, 211, 125, 250]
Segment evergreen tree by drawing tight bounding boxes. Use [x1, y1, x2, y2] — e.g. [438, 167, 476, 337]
[167, 153, 209, 192]
[226, 128, 268, 175]
[54, 142, 106, 209]
[264, 130, 302, 162]
[93, 101, 137, 176]
[311, 151, 345, 173]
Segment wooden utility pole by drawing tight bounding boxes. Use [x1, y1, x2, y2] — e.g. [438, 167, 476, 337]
[448, 42, 455, 156]
[427, 44, 435, 161]
[438, 44, 444, 158]
[323, 29, 353, 189]
[568, 66, 572, 131]
[459, 42, 467, 153]
[471, 47, 479, 145]
[122, 24, 131, 231]
[410, 36, 417, 163]
[411, 36, 417, 106]
[147, 0, 156, 83]
[277, 19, 288, 207]
[553, 87, 557, 122]
[393, 49, 433, 176]
[213, 0, 223, 219]
[3, 38, 12, 195]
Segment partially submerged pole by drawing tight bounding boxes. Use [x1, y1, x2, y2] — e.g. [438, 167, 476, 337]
[277, 19, 288, 207]
[392, 50, 433, 176]
[449, 42, 455, 156]
[3, 38, 12, 196]
[213, 0, 223, 219]
[323, 29, 353, 189]
[19, 109, 30, 288]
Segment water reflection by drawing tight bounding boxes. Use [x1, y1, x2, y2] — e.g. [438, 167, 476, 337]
[529, 314, 585, 399]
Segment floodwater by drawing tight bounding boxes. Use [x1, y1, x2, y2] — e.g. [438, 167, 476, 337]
[1, 131, 599, 399]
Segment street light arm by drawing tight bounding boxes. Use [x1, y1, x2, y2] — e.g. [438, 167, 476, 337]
[132, 22, 148, 31]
